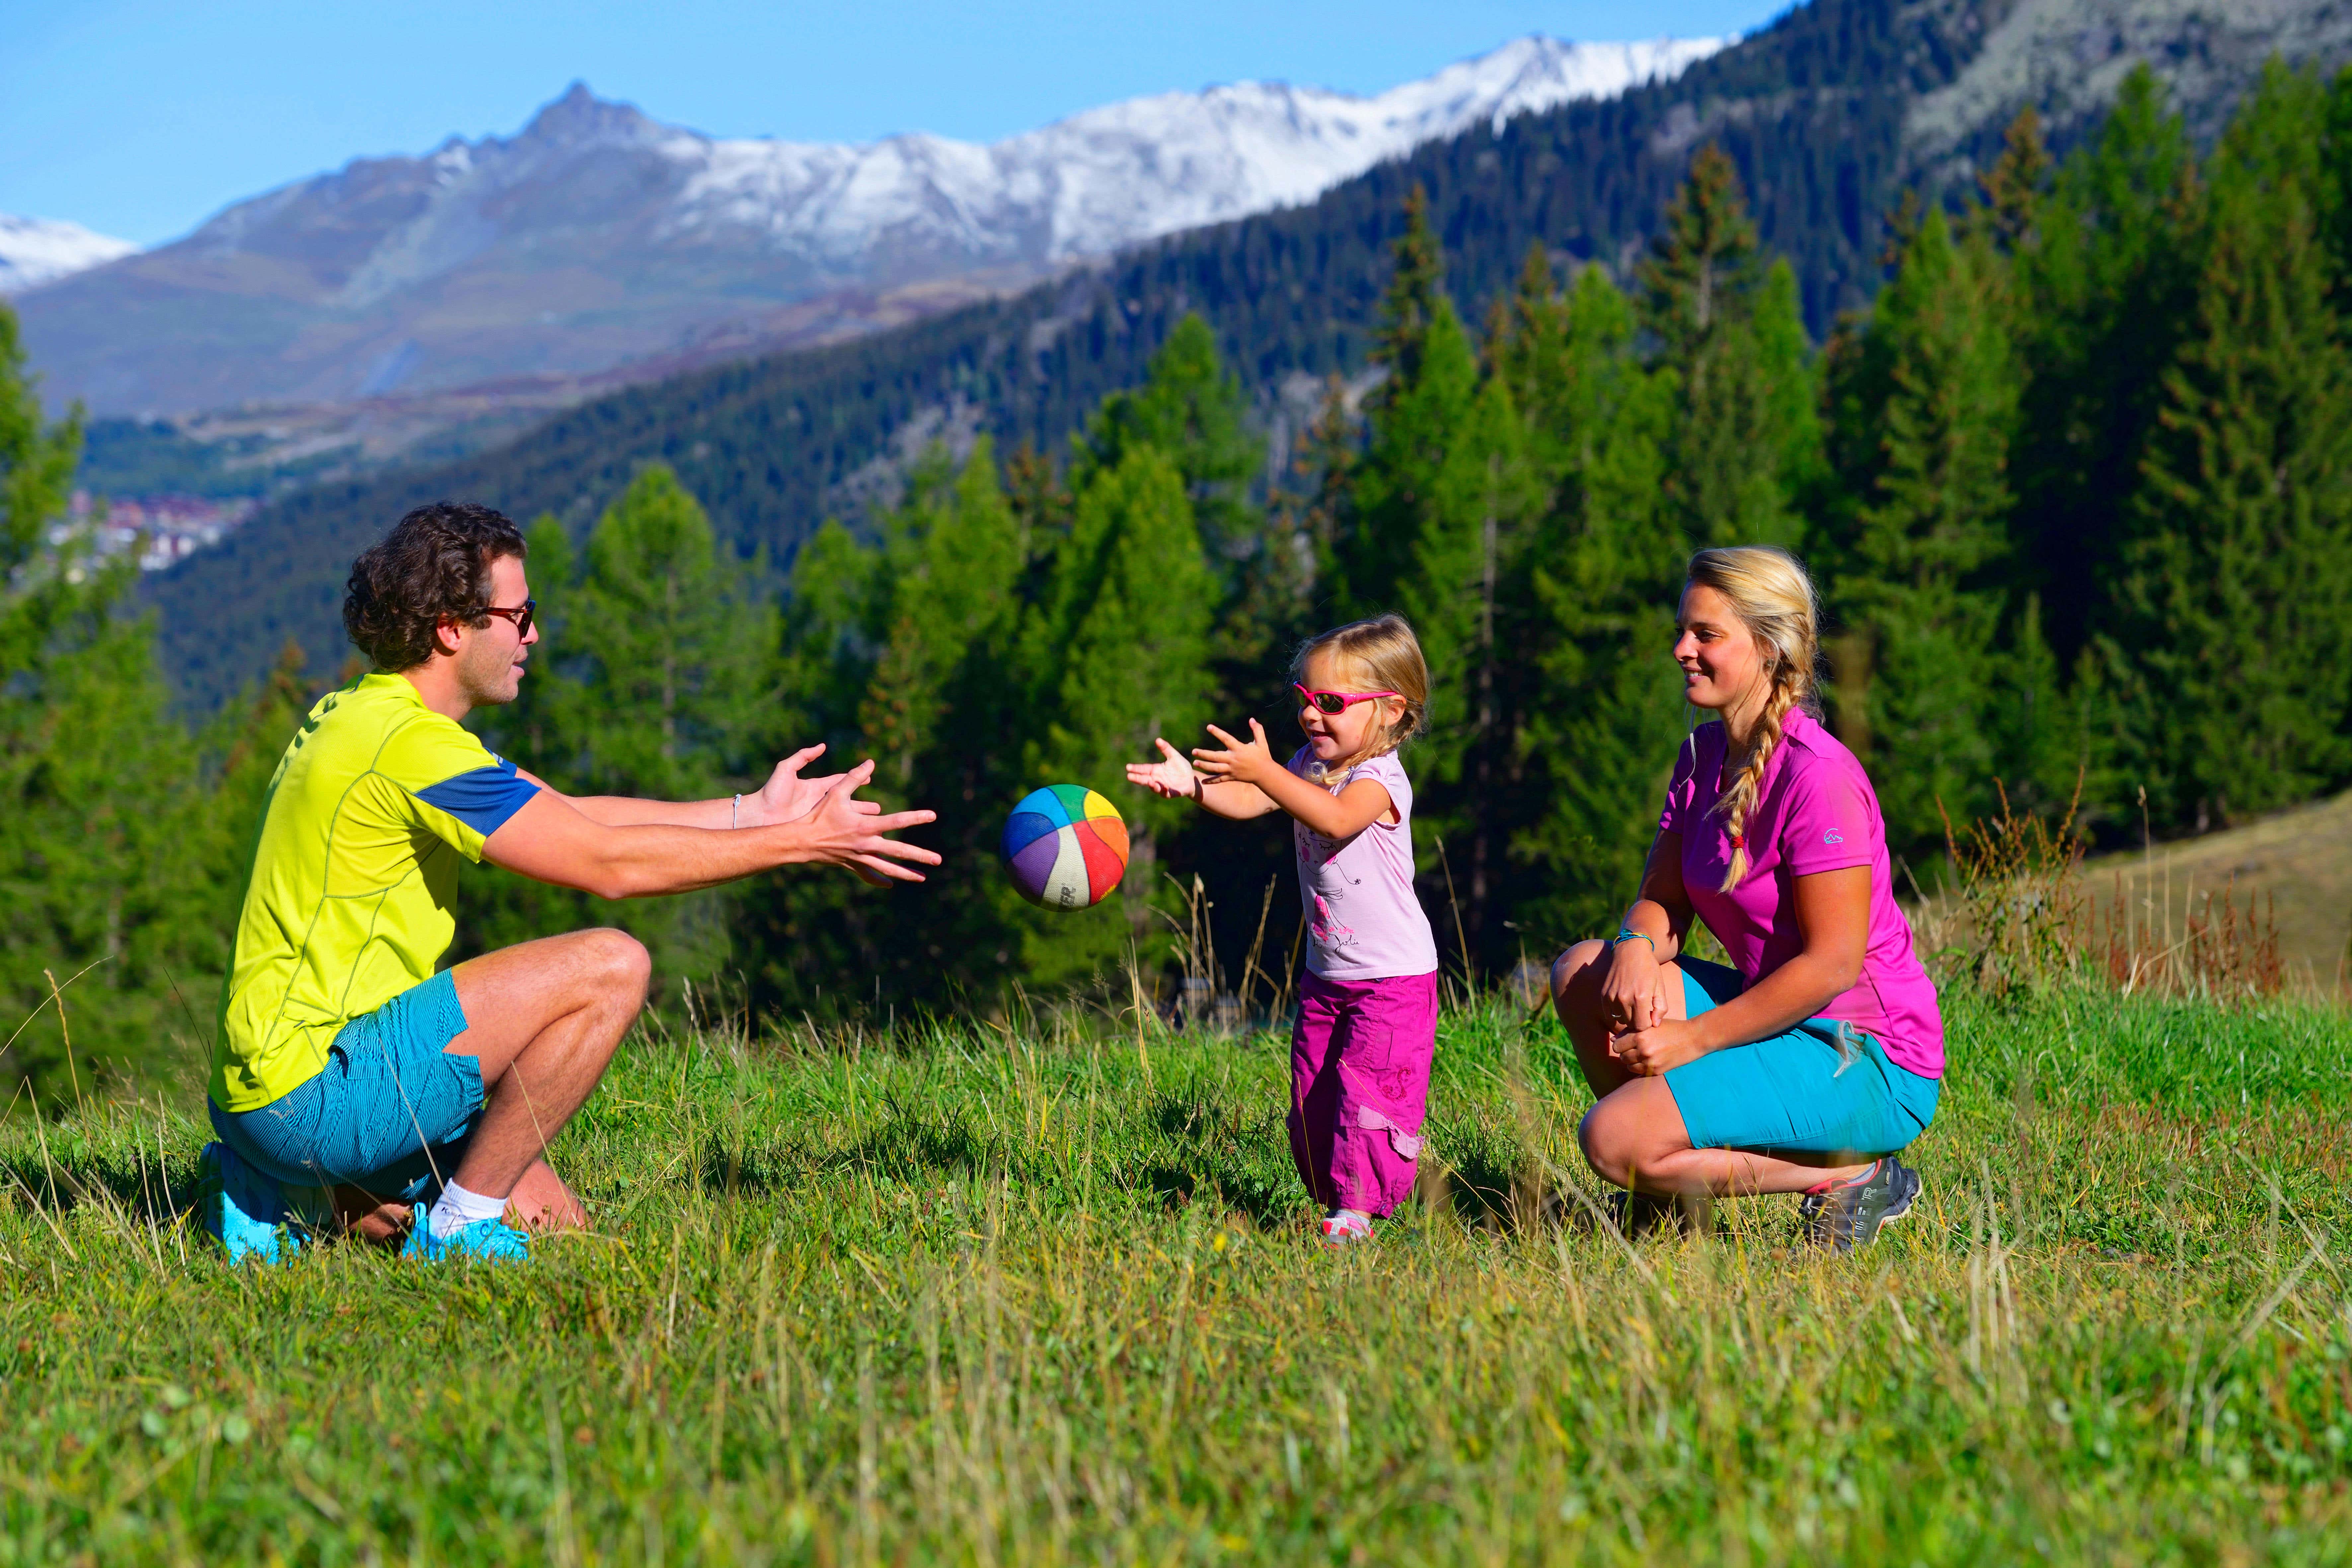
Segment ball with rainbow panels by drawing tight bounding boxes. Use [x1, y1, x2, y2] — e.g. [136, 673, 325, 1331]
[1001, 785, 1130, 911]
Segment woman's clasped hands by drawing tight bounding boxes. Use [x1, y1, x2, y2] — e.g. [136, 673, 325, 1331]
[1599, 936, 1704, 1076]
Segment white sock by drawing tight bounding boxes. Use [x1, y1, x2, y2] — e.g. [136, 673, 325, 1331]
[428, 1180, 507, 1235]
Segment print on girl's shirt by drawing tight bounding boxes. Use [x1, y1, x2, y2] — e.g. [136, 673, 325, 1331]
[1285, 746, 1439, 982]
[1311, 892, 1358, 955]
[1300, 822, 1366, 958]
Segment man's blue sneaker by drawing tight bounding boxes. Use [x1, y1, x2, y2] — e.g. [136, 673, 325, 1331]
[197, 1141, 301, 1265]
[402, 1205, 531, 1263]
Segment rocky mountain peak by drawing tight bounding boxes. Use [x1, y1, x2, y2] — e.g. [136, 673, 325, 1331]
[513, 81, 668, 152]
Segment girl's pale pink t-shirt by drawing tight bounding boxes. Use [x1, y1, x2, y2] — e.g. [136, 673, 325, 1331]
[1288, 747, 1440, 981]
[1659, 708, 1945, 1079]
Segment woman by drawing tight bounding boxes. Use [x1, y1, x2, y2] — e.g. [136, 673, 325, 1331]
[1551, 546, 1943, 1251]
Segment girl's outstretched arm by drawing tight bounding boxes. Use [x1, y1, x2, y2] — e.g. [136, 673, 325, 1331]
[1191, 720, 1393, 840]
[1126, 737, 1280, 820]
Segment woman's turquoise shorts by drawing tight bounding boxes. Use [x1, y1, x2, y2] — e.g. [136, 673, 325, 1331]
[1662, 959, 1938, 1158]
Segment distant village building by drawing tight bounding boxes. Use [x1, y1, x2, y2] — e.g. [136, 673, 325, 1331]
[59, 490, 260, 571]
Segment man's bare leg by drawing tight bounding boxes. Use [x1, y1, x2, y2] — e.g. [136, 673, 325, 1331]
[328, 1152, 578, 1244]
[418, 927, 651, 1231]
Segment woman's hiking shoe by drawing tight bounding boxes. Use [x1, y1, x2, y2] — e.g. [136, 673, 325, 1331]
[1801, 1158, 1921, 1252]
[197, 1141, 301, 1265]
[1319, 1210, 1374, 1246]
[402, 1205, 532, 1263]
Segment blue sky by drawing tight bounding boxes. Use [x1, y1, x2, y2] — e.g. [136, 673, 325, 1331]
[1, 0, 1787, 247]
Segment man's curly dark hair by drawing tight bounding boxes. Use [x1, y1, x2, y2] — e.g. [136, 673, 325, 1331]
[343, 502, 528, 672]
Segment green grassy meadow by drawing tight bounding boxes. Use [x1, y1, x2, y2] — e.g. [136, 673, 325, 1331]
[3, 987, 2351, 1565]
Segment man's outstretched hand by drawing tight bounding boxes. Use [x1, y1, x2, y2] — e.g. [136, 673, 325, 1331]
[798, 760, 941, 884]
[753, 743, 873, 826]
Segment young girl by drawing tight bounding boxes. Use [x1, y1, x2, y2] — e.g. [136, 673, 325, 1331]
[1127, 614, 1440, 1244]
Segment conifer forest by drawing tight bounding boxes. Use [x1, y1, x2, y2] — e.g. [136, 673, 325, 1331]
[6, 65, 2352, 1091]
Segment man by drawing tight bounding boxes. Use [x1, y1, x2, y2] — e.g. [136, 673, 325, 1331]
[198, 501, 938, 1262]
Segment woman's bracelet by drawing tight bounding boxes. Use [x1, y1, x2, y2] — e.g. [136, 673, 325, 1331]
[1612, 927, 1655, 954]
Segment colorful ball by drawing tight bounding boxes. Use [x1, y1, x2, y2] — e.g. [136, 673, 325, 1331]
[1001, 785, 1130, 911]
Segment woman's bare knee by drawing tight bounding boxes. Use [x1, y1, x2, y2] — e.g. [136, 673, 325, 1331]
[1579, 1103, 1635, 1189]
[1579, 1087, 1688, 1191]
[1552, 940, 1607, 1000]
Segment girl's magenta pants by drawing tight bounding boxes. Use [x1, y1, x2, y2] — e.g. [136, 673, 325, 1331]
[1287, 969, 1440, 1217]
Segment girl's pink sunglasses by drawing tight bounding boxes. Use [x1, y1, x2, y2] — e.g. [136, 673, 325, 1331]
[1293, 683, 1402, 715]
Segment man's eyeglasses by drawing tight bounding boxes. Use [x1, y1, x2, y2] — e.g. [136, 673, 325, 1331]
[1293, 683, 1402, 715]
[482, 599, 537, 638]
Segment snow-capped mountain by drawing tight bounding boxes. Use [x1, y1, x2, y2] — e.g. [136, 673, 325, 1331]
[15, 35, 1723, 415]
[0, 214, 137, 294]
[669, 36, 1723, 267]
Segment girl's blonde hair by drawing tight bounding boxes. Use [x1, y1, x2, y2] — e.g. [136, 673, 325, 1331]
[1685, 546, 1823, 892]
[1291, 613, 1430, 774]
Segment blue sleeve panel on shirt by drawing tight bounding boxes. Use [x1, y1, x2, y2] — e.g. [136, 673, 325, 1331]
[415, 760, 541, 837]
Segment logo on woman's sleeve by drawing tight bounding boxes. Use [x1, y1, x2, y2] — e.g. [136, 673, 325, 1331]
[1823, 830, 1844, 846]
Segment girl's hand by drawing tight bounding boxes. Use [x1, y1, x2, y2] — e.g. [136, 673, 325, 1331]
[1598, 938, 1666, 1036]
[1192, 720, 1276, 787]
[1610, 1017, 1703, 1077]
[1125, 738, 1199, 800]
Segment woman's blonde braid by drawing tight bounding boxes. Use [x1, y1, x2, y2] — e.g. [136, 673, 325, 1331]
[1713, 660, 1801, 892]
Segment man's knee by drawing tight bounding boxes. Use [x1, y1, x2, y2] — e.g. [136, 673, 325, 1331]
[577, 928, 651, 1005]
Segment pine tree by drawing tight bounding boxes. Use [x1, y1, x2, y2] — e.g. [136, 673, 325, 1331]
[1821, 206, 2021, 851]
[1639, 144, 1811, 547]
[1515, 265, 1686, 942]
[1337, 192, 1479, 613]
[1976, 106, 2054, 254]
[1497, 243, 1572, 472]
[1029, 446, 1216, 987]
[544, 464, 779, 981]
[1345, 292, 1480, 615]
[563, 466, 776, 802]
[1077, 314, 1261, 555]
[2008, 69, 2197, 669]
[738, 441, 1035, 1010]
[0, 302, 86, 682]
[1295, 374, 1359, 609]
[1370, 186, 1446, 408]
[2109, 62, 2352, 830]
[1400, 369, 1540, 966]
[0, 299, 220, 1091]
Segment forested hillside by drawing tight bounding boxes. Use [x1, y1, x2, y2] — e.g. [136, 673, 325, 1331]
[15, 56, 2352, 1095]
[145, 0, 2017, 709]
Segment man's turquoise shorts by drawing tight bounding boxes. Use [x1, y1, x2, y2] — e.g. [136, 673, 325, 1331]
[1662, 958, 1938, 1158]
[207, 970, 484, 1204]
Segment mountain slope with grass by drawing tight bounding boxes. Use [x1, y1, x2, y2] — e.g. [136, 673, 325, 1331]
[2083, 788, 2352, 982]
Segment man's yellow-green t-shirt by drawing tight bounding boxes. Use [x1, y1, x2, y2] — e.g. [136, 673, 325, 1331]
[211, 673, 540, 1112]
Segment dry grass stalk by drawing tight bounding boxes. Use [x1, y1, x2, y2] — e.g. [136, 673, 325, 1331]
[1929, 776, 2290, 1007]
